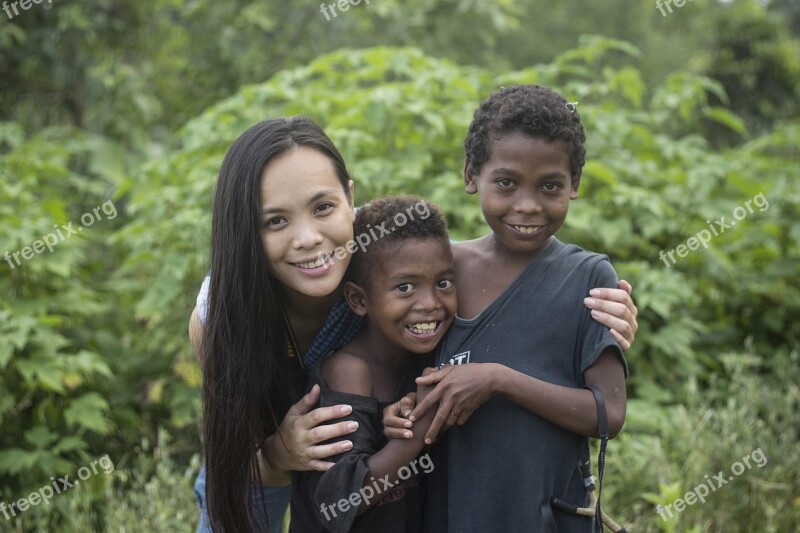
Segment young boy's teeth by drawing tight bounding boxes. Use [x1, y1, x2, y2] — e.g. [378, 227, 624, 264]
[296, 256, 327, 269]
[408, 322, 438, 334]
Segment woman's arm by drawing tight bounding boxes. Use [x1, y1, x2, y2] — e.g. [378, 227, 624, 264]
[189, 310, 358, 481]
[584, 280, 638, 351]
[410, 350, 626, 444]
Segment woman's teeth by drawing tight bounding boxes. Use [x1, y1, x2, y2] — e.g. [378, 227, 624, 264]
[514, 225, 544, 234]
[407, 322, 438, 334]
[295, 255, 328, 269]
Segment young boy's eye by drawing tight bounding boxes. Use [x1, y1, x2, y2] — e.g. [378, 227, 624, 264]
[541, 183, 562, 193]
[438, 279, 455, 290]
[497, 178, 514, 189]
[397, 283, 414, 293]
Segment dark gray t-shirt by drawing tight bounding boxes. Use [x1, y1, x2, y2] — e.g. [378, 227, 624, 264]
[427, 238, 627, 532]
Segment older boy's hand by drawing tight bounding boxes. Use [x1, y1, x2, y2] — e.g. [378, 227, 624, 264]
[382, 392, 417, 440]
[583, 279, 638, 351]
[410, 363, 497, 444]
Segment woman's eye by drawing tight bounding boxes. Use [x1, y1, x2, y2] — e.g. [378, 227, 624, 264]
[264, 216, 285, 228]
[315, 202, 335, 214]
[398, 283, 413, 293]
[438, 279, 455, 289]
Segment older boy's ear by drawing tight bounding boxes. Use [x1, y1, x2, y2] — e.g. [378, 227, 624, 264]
[343, 281, 368, 316]
[570, 174, 581, 199]
[464, 161, 478, 194]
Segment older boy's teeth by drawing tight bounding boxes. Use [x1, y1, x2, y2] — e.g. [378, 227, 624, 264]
[514, 225, 543, 234]
[296, 256, 327, 269]
[408, 322, 438, 334]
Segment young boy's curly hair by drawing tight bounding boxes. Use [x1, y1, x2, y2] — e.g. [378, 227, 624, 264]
[464, 85, 586, 182]
[348, 195, 449, 288]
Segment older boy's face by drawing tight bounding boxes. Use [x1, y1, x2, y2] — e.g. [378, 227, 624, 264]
[363, 238, 457, 354]
[466, 132, 577, 258]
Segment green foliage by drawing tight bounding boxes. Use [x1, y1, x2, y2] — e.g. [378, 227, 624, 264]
[603, 349, 800, 532]
[2, 39, 798, 529]
[0, 126, 121, 514]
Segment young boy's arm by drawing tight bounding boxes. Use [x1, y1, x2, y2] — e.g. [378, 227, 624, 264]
[322, 354, 436, 514]
[410, 350, 626, 444]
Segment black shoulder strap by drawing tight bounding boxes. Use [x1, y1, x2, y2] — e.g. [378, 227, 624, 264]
[586, 384, 609, 533]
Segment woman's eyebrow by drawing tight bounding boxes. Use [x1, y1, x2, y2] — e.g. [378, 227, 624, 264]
[261, 188, 340, 215]
[307, 188, 339, 205]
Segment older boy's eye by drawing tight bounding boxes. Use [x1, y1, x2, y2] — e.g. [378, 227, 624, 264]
[397, 283, 414, 293]
[438, 279, 454, 289]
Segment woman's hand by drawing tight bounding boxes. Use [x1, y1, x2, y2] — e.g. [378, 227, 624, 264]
[409, 363, 497, 445]
[383, 392, 417, 440]
[584, 279, 638, 351]
[266, 384, 359, 473]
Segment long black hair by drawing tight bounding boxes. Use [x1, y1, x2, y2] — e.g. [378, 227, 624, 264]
[202, 116, 351, 532]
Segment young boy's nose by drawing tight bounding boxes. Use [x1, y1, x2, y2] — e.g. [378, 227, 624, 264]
[413, 287, 442, 311]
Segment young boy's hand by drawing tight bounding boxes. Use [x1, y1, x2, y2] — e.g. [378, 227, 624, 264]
[583, 279, 638, 351]
[382, 392, 417, 440]
[410, 363, 497, 444]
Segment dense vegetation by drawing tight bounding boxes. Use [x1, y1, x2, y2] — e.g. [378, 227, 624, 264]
[1, 1, 798, 531]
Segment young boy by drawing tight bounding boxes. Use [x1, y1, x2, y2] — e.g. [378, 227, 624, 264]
[404, 85, 629, 532]
[290, 195, 457, 532]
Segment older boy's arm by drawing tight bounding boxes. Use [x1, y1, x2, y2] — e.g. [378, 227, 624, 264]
[412, 350, 625, 442]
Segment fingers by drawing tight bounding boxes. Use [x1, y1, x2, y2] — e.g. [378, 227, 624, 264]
[617, 279, 633, 295]
[589, 286, 638, 318]
[590, 308, 633, 339]
[307, 419, 359, 445]
[586, 298, 632, 323]
[398, 393, 417, 418]
[301, 404, 353, 430]
[384, 426, 414, 440]
[457, 409, 475, 426]
[409, 387, 441, 422]
[424, 402, 453, 445]
[308, 460, 336, 472]
[307, 439, 354, 462]
[609, 328, 631, 352]
[383, 413, 412, 430]
[416, 366, 451, 386]
[443, 410, 460, 431]
[288, 384, 321, 417]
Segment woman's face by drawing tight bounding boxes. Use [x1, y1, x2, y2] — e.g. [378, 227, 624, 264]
[259, 146, 355, 300]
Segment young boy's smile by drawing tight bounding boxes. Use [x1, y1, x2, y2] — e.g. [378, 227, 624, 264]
[466, 132, 578, 258]
[353, 238, 457, 354]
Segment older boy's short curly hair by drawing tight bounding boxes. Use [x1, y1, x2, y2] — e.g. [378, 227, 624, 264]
[348, 195, 449, 288]
[464, 85, 586, 182]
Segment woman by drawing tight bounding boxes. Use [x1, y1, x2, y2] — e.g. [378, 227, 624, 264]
[191, 116, 638, 532]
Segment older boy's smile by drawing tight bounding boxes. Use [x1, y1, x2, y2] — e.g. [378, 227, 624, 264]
[466, 132, 577, 258]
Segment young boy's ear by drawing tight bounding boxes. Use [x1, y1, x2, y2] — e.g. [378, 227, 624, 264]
[343, 281, 368, 317]
[570, 174, 582, 199]
[464, 161, 478, 194]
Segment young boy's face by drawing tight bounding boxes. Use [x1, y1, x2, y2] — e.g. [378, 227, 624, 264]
[465, 132, 577, 258]
[360, 237, 457, 354]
